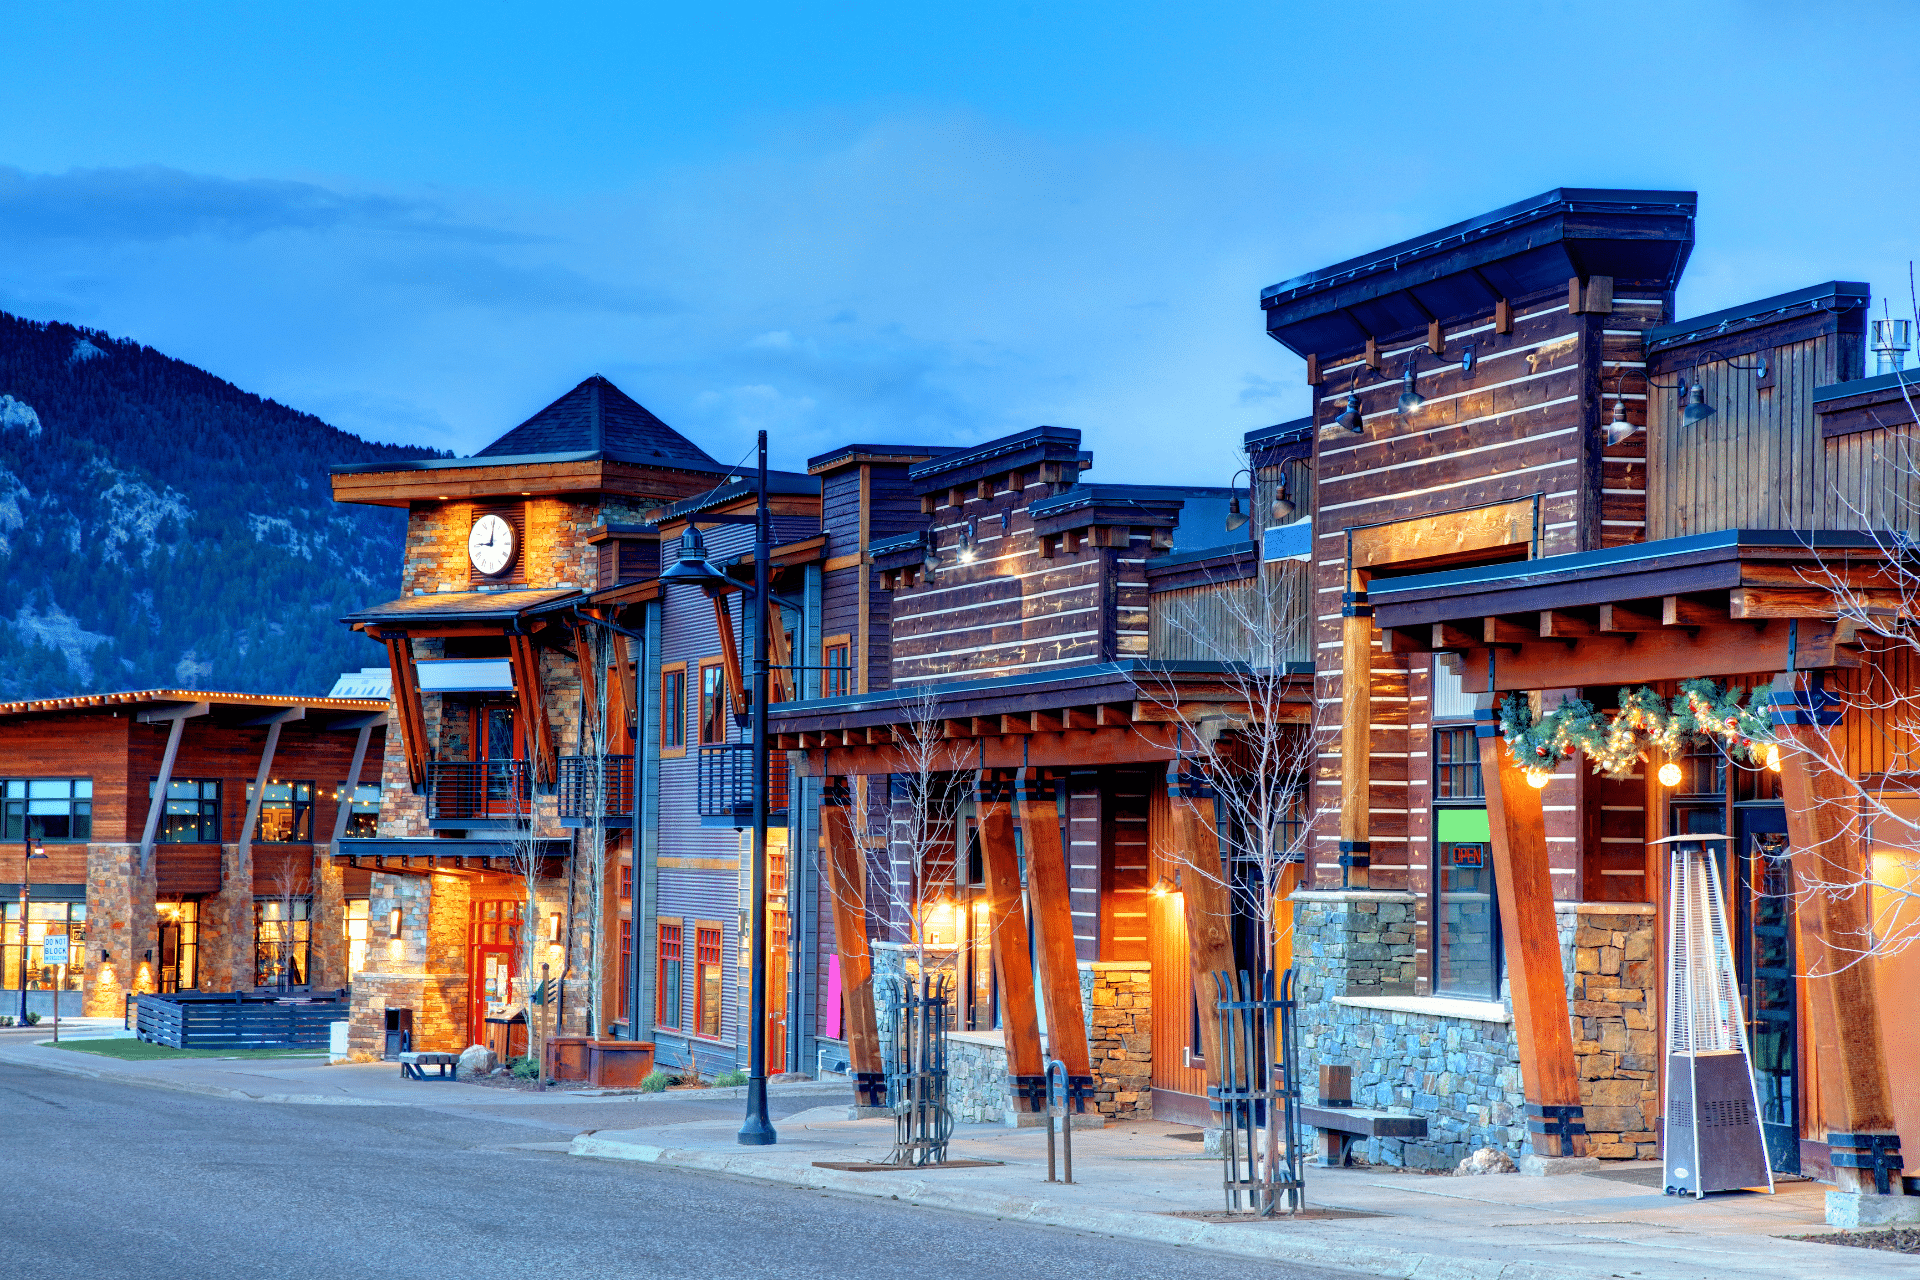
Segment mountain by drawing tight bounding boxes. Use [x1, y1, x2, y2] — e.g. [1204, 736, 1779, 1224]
[0, 311, 444, 701]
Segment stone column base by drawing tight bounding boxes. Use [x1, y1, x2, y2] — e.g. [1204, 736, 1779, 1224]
[847, 1106, 892, 1120]
[1826, 1191, 1920, 1228]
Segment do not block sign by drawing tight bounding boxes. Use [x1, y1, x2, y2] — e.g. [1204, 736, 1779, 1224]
[41, 934, 69, 967]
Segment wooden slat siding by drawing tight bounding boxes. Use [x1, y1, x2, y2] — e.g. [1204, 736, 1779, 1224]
[1147, 778, 1207, 1098]
[1101, 770, 1151, 963]
[1150, 563, 1312, 664]
[889, 471, 1130, 684]
[1648, 322, 1881, 538]
[1017, 769, 1091, 1078]
[656, 867, 739, 1043]
[0, 712, 134, 841]
[1362, 653, 1411, 891]
[1406, 657, 1433, 990]
[1597, 316, 1658, 548]
[251, 846, 314, 894]
[1478, 709, 1585, 1156]
[155, 845, 222, 895]
[976, 774, 1043, 1080]
[1067, 770, 1102, 961]
[1581, 767, 1648, 903]
[1168, 766, 1234, 1106]
[863, 461, 926, 695]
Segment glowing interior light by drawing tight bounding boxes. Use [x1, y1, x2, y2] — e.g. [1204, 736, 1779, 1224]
[1658, 761, 1683, 788]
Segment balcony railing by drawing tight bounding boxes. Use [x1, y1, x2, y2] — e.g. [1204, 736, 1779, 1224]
[427, 760, 532, 823]
[558, 755, 636, 824]
[697, 744, 789, 828]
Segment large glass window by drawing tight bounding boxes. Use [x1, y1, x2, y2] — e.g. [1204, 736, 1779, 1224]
[618, 919, 632, 1021]
[247, 781, 314, 842]
[2, 901, 85, 990]
[253, 898, 311, 988]
[660, 665, 687, 753]
[343, 783, 380, 837]
[699, 664, 729, 745]
[345, 899, 369, 978]
[657, 920, 683, 1028]
[2, 779, 92, 841]
[155, 900, 199, 991]
[694, 922, 723, 1038]
[155, 780, 220, 843]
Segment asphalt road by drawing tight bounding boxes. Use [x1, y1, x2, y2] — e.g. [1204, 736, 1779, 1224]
[1, 1061, 1346, 1280]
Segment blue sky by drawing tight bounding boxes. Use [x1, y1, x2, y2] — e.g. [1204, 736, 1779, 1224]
[3, 2, 1917, 482]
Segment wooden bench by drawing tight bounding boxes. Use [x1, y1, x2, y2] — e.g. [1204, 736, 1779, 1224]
[1299, 1104, 1427, 1166]
[398, 1051, 459, 1081]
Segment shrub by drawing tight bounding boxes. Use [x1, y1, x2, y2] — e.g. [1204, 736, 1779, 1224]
[508, 1056, 540, 1080]
[23, 1012, 40, 1026]
[709, 1068, 748, 1088]
[638, 1069, 671, 1093]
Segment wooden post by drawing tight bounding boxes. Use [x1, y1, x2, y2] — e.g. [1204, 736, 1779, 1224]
[606, 633, 634, 757]
[821, 781, 883, 1105]
[1772, 672, 1900, 1195]
[507, 633, 557, 786]
[710, 595, 749, 718]
[383, 634, 431, 790]
[1340, 569, 1373, 888]
[974, 771, 1044, 1096]
[1016, 768, 1091, 1082]
[1476, 699, 1586, 1157]
[1167, 761, 1236, 1099]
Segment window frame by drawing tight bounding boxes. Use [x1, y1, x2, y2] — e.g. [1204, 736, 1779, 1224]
[246, 779, 315, 843]
[659, 662, 688, 757]
[342, 782, 381, 838]
[1, 778, 93, 842]
[618, 918, 632, 1021]
[692, 920, 725, 1041]
[153, 779, 221, 844]
[251, 896, 313, 987]
[697, 660, 730, 747]
[656, 918, 684, 1029]
[1431, 717, 1499, 1001]
[822, 633, 853, 699]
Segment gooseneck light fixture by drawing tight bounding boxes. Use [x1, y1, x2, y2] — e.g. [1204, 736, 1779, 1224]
[1397, 357, 1426, 417]
[1335, 367, 1365, 433]
[1649, 349, 1769, 428]
[1604, 372, 1639, 448]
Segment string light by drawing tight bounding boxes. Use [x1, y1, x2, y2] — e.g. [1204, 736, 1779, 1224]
[1657, 760, 1683, 788]
[1525, 770, 1553, 789]
[1765, 743, 1782, 773]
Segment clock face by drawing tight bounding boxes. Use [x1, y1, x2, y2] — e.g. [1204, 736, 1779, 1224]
[468, 514, 515, 576]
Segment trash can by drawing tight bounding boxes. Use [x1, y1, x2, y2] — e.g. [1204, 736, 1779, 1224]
[383, 1008, 413, 1059]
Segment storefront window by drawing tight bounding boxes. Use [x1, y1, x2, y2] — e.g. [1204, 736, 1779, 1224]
[3, 901, 86, 990]
[247, 781, 314, 842]
[253, 898, 311, 988]
[345, 899, 369, 978]
[2, 779, 92, 841]
[1434, 810, 1500, 1000]
[155, 900, 200, 992]
[155, 780, 220, 843]
[694, 923, 723, 1038]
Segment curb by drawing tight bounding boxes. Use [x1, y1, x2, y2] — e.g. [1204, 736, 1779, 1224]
[567, 1134, 1603, 1280]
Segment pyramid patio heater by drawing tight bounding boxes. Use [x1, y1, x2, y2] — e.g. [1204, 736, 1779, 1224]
[1656, 833, 1774, 1198]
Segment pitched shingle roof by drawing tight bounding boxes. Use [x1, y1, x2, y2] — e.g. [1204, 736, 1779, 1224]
[474, 376, 725, 470]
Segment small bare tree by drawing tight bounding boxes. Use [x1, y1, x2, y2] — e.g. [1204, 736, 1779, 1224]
[258, 854, 310, 992]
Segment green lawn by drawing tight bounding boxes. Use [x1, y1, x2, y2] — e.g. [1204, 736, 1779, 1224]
[39, 1038, 327, 1062]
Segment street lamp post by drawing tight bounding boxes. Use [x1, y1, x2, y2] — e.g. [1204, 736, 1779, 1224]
[17, 838, 47, 1024]
[659, 430, 777, 1147]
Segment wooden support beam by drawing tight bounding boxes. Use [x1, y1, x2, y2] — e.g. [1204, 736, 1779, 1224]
[974, 773, 1043, 1082]
[1483, 616, 1535, 647]
[943, 719, 973, 739]
[607, 634, 634, 755]
[573, 625, 602, 739]
[710, 596, 749, 718]
[1385, 626, 1435, 654]
[1599, 601, 1663, 632]
[1661, 593, 1729, 627]
[1772, 674, 1899, 1193]
[507, 633, 558, 786]
[1065, 707, 1097, 731]
[1463, 618, 1860, 691]
[1030, 709, 1064, 733]
[1017, 768, 1091, 1080]
[1427, 319, 1445, 355]
[971, 717, 998, 738]
[1305, 353, 1322, 386]
[1364, 337, 1381, 370]
[1341, 608, 1373, 887]
[766, 607, 796, 704]
[1167, 761, 1235, 1105]
[1432, 621, 1480, 651]
[1096, 703, 1132, 727]
[864, 726, 893, 745]
[1538, 609, 1597, 639]
[328, 724, 375, 851]
[1477, 702, 1586, 1157]
[1494, 298, 1513, 334]
[1729, 586, 1901, 619]
[384, 635, 432, 791]
[999, 714, 1034, 736]
[821, 786, 883, 1091]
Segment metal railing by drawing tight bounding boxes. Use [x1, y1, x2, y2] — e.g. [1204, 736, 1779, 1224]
[557, 755, 636, 820]
[695, 744, 789, 825]
[427, 760, 532, 822]
[1211, 967, 1305, 1216]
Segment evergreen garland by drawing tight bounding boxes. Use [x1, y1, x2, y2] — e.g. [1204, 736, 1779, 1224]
[1497, 679, 1773, 780]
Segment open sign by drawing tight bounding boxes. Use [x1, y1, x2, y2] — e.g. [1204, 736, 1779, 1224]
[1451, 846, 1485, 869]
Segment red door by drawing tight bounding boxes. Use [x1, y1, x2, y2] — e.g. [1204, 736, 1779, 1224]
[471, 900, 522, 1047]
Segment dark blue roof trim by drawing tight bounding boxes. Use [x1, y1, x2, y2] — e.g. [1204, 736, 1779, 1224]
[1028, 483, 1236, 519]
[769, 658, 1314, 718]
[1369, 529, 1889, 599]
[656, 471, 818, 520]
[1647, 281, 1868, 350]
[1260, 188, 1696, 309]
[907, 427, 1083, 482]
[1814, 366, 1920, 404]
[1244, 417, 1313, 448]
[805, 443, 955, 473]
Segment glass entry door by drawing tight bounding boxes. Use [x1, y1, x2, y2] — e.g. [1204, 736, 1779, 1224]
[470, 899, 522, 1046]
[1737, 804, 1799, 1174]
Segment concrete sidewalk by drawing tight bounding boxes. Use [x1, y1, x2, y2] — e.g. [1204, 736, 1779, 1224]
[571, 1112, 1906, 1280]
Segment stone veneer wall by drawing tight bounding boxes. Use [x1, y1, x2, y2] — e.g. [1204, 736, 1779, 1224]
[1291, 889, 1657, 1168]
[83, 843, 151, 1016]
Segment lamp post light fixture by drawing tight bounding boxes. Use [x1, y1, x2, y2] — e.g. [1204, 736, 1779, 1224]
[661, 430, 779, 1148]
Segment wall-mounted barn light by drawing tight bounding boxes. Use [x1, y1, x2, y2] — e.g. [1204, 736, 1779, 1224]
[1651, 349, 1768, 427]
[1397, 357, 1426, 416]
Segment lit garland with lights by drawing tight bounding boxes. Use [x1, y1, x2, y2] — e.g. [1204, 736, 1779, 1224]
[1497, 678, 1776, 784]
